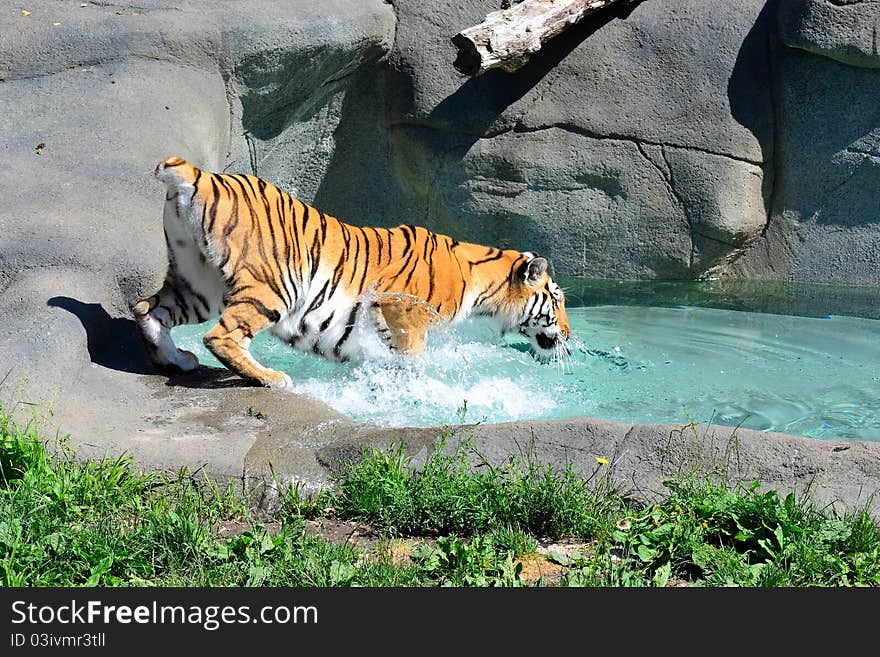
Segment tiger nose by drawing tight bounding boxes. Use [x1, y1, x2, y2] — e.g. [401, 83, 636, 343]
[536, 332, 557, 350]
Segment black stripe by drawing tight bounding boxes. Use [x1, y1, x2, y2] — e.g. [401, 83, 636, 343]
[356, 228, 371, 293]
[175, 275, 210, 317]
[299, 279, 330, 333]
[327, 234, 349, 300]
[319, 311, 335, 332]
[218, 247, 232, 276]
[358, 227, 371, 271]
[275, 191, 298, 307]
[158, 304, 176, 320]
[515, 255, 532, 282]
[235, 173, 259, 200]
[190, 168, 202, 205]
[426, 235, 437, 302]
[333, 302, 360, 358]
[228, 298, 281, 325]
[232, 175, 264, 263]
[258, 178, 280, 259]
[218, 176, 240, 240]
[470, 249, 504, 267]
[259, 184, 292, 310]
[240, 262, 288, 310]
[385, 250, 415, 285]
[401, 256, 419, 290]
[370, 227, 382, 265]
[206, 176, 222, 233]
[349, 228, 362, 286]
[522, 295, 539, 320]
[227, 280, 258, 295]
[171, 286, 189, 317]
[309, 240, 321, 282]
[302, 203, 311, 233]
[385, 228, 394, 261]
[287, 196, 303, 274]
[319, 212, 328, 244]
[475, 279, 507, 307]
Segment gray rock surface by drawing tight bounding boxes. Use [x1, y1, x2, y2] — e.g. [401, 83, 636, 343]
[1, 0, 879, 526]
[779, 0, 880, 68]
[386, 0, 774, 279]
[731, 6, 880, 283]
[0, 0, 396, 399]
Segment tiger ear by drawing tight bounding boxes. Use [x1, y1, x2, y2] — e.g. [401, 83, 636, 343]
[519, 256, 548, 286]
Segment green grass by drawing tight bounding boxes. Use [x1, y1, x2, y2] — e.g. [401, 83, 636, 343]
[325, 437, 616, 538]
[1, 406, 878, 587]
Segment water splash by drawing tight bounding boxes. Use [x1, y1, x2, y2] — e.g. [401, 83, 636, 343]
[172, 305, 880, 441]
[306, 318, 562, 427]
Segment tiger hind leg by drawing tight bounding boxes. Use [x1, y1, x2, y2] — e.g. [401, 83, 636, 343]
[203, 300, 292, 389]
[132, 280, 202, 372]
[369, 293, 440, 355]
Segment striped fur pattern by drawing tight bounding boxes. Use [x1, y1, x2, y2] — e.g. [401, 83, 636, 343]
[133, 157, 571, 389]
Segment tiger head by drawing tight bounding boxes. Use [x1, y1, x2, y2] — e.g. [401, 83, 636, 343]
[492, 252, 571, 359]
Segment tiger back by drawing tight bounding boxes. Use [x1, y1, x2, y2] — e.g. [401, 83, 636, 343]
[133, 157, 571, 389]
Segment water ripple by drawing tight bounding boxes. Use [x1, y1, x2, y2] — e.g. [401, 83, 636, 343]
[172, 305, 880, 441]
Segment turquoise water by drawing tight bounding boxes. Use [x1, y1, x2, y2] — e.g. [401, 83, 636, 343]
[172, 281, 880, 441]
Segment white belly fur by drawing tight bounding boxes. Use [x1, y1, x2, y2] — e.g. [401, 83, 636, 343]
[164, 193, 227, 320]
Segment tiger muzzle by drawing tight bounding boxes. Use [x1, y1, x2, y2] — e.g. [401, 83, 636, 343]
[536, 332, 559, 350]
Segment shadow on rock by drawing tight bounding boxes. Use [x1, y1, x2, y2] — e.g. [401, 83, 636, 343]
[47, 296, 156, 375]
[727, 0, 777, 175]
[164, 366, 255, 390]
[47, 297, 259, 389]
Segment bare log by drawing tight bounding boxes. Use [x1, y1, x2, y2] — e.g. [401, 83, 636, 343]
[452, 0, 636, 76]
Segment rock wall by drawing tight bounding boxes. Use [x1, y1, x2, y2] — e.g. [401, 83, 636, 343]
[382, 0, 774, 280]
[0, 0, 396, 400]
[231, 0, 880, 285]
[731, 0, 880, 283]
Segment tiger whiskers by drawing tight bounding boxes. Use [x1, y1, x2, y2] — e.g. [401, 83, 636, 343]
[553, 339, 576, 374]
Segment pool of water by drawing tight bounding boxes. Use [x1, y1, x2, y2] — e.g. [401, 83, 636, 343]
[171, 280, 880, 441]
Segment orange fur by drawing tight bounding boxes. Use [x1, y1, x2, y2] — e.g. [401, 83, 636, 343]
[133, 158, 571, 388]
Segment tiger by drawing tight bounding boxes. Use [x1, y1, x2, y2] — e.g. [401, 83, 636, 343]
[133, 156, 571, 389]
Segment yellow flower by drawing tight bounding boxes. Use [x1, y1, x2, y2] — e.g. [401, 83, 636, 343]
[21, 10, 30, 16]
[595, 457, 609, 465]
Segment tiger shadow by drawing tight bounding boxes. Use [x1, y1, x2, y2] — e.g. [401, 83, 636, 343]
[46, 296, 251, 389]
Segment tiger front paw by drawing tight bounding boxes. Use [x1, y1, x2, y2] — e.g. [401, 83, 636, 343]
[263, 371, 293, 391]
